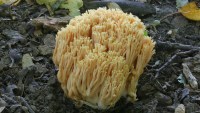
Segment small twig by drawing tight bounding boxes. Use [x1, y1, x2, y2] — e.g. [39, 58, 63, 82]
[0, 18, 12, 21]
[20, 97, 35, 113]
[34, 73, 45, 80]
[155, 49, 198, 79]
[156, 41, 200, 50]
[160, 12, 181, 22]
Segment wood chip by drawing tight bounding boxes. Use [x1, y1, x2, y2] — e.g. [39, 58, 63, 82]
[182, 63, 198, 89]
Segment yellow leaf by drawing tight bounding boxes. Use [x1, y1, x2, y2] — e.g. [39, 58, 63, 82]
[179, 2, 200, 21]
[0, 0, 3, 5]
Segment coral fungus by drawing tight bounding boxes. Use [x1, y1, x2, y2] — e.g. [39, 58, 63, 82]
[53, 8, 155, 109]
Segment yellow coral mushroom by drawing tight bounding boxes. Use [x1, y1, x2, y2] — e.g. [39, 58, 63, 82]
[53, 8, 155, 109]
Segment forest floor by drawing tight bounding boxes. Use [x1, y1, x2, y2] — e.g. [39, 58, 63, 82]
[0, 0, 200, 113]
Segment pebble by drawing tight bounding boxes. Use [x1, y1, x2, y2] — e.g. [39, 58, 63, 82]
[2, 29, 24, 41]
[38, 45, 53, 55]
[46, 94, 53, 100]
[21, 106, 29, 113]
[30, 105, 37, 112]
[35, 63, 48, 74]
[43, 34, 55, 47]
[154, 92, 172, 106]
[185, 102, 200, 113]
[9, 48, 22, 67]
[175, 104, 185, 113]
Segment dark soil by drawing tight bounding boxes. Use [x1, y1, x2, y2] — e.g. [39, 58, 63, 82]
[0, 0, 200, 113]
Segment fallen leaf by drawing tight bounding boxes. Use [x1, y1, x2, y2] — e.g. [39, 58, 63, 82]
[60, 0, 83, 17]
[107, 2, 121, 10]
[179, 2, 200, 21]
[0, 0, 18, 5]
[36, 0, 83, 16]
[2, 29, 24, 40]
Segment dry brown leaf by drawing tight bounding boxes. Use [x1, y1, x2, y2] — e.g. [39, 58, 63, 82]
[179, 2, 200, 21]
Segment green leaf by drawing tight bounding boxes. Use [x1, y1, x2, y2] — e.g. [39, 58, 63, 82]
[36, 0, 83, 17]
[52, 0, 65, 10]
[60, 0, 83, 17]
[144, 30, 148, 36]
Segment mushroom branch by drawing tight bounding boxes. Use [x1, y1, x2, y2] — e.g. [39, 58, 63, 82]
[53, 8, 155, 109]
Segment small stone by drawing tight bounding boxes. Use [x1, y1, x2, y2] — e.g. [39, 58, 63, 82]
[48, 76, 57, 86]
[21, 106, 29, 113]
[22, 54, 34, 69]
[35, 63, 48, 74]
[9, 49, 22, 62]
[10, 104, 21, 112]
[17, 22, 27, 35]
[28, 85, 36, 93]
[38, 45, 53, 55]
[2, 29, 24, 41]
[31, 46, 40, 56]
[30, 105, 37, 112]
[137, 83, 155, 97]
[46, 94, 53, 100]
[43, 34, 55, 47]
[154, 92, 172, 106]
[167, 30, 172, 35]
[175, 104, 185, 113]
[185, 102, 200, 113]
[9, 48, 22, 67]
